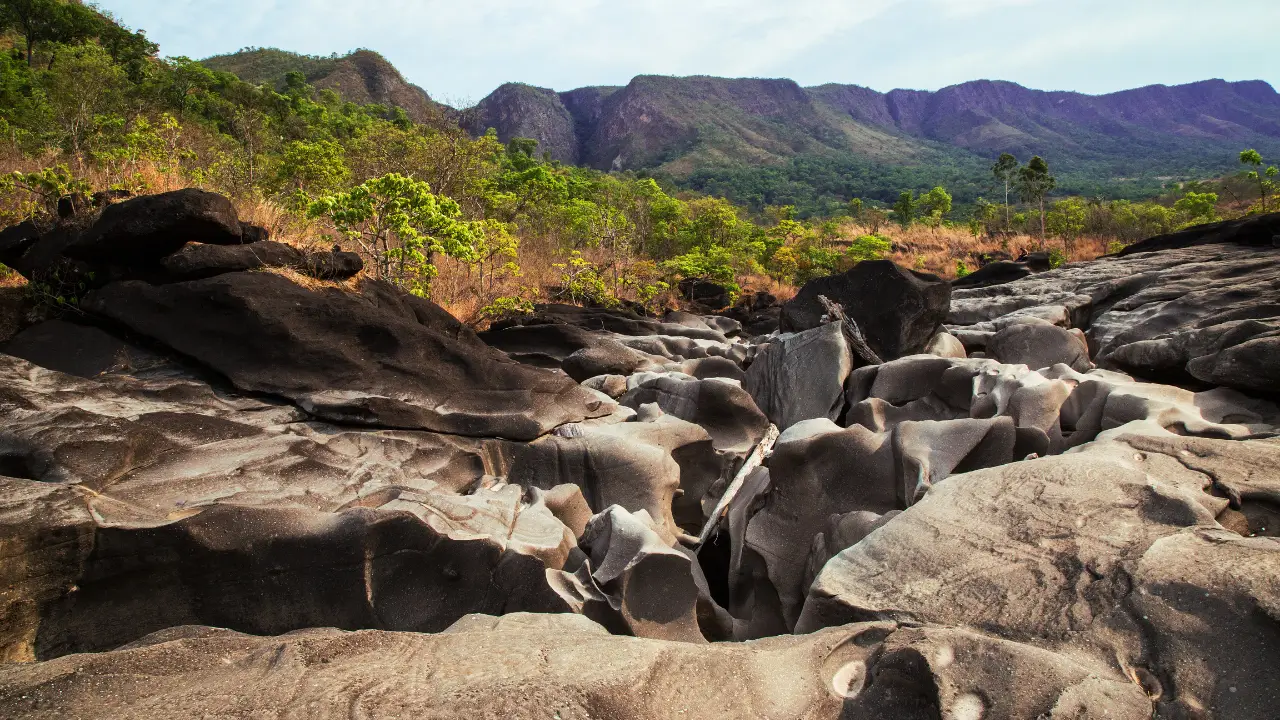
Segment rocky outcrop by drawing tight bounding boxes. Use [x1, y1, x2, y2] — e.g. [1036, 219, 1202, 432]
[949, 214, 1280, 393]
[780, 261, 951, 360]
[4, 193, 1280, 718]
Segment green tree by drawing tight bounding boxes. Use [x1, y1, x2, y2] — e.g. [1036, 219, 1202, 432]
[917, 186, 952, 230]
[275, 138, 350, 199]
[1240, 149, 1278, 213]
[308, 173, 482, 297]
[38, 42, 128, 167]
[991, 153, 1018, 229]
[846, 197, 863, 221]
[1017, 156, 1056, 247]
[0, 0, 101, 67]
[892, 190, 916, 227]
[1045, 197, 1087, 252]
[1173, 191, 1218, 226]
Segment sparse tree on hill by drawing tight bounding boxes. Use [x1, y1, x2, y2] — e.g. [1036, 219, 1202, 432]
[846, 197, 863, 221]
[0, 0, 101, 66]
[918, 186, 952, 232]
[1240, 149, 1278, 214]
[893, 190, 916, 227]
[1017, 156, 1056, 247]
[992, 153, 1018, 230]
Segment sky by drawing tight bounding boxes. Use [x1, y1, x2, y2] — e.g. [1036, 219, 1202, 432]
[98, 0, 1280, 107]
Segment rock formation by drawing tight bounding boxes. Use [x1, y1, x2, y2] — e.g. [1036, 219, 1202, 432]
[0, 197, 1278, 719]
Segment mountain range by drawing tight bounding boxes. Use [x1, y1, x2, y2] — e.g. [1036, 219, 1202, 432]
[203, 49, 1280, 210]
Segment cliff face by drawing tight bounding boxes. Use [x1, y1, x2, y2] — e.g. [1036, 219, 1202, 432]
[202, 49, 447, 125]
[466, 75, 1280, 176]
[462, 84, 580, 163]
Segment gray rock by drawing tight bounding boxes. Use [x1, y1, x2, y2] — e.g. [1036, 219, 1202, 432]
[745, 322, 853, 430]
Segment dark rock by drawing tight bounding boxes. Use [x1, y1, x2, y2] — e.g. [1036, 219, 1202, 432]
[779, 261, 951, 360]
[678, 278, 731, 310]
[1018, 251, 1052, 272]
[0, 220, 41, 268]
[478, 322, 600, 368]
[82, 272, 611, 439]
[64, 189, 248, 265]
[1118, 212, 1280, 256]
[238, 222, 270, 244]
[620, 373, 770, 454]
[987, 321, 1092, 372]
[91, 189, 133, 207]
[952, 260, 1032, 289]
[0, 319, 176, 379]
[561, 340, 663, 382]
[158, 241, 363, 282]
[744, 322, 853, 430]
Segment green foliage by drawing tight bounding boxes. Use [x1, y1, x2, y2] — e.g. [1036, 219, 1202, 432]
[1045, 197, 1087, 245]
[8, 164, 90, 217]
[992, 153, 1018, 228]
[847, 233, 891, 263]
[918, 186, 952, 229]
[1017, 156, 1057, 244]
[1048, 248, 1068, 269]
[555, 251, 615, 307]
[308, 173, 482, 296]
[275, 138, 350, 199]
[478, 292, 536, 321]
[954, 260, 970, 278]
[1173, 191, 1218, 226]
[1239, 149, 1278, 213]
[892, 190, 915, 227]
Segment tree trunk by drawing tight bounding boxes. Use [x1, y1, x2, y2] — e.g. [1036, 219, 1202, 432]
[1039, 197, 1046, 248]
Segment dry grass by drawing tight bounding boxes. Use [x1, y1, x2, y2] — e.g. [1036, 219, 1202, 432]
[830, 220, 1108, 279]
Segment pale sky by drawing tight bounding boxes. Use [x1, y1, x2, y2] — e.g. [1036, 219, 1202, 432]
[98, 0, 1280, 107]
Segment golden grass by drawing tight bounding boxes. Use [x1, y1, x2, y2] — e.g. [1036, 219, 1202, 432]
[831, 220, 1108, 279]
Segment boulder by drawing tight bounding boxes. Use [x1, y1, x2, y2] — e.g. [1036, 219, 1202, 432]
[678, 277, 731, 310]
[507, 412, 728, 540]
[0, 479, 574, 661]
[82, 273, 612, 440]
[158, 241, 363, 281]
[950, 241, 1280, 393]
[951, 259, 1033, 289]
[744, 322, 853, 430]
[561, 339, 664, 382]
[548, 506, 707, 643]
[620, 372, 769, 454]
[64, 188, 249, 264]
[798, 436, 1280, 718]
[0, 620, 993, 720]
[779, 260, 951, 360]
[986, 321, 1092, 372]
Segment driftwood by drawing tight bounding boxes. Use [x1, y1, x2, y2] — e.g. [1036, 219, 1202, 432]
[691, 423, 781, 550]
[817, 294, 884, 365]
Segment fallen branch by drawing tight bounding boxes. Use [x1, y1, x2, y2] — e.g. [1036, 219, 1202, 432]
[817, 294, 884, 365]
[691, 423, 781, 550]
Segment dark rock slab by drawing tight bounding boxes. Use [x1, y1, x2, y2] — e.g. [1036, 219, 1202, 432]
[83, 273, 612, 439]
[159, 241, 363, 282]
[1118, 211, 1280, 256]
[952, 260, 1032, 289]
[779, 261, 951, 360]
[65, 189, 250, 264]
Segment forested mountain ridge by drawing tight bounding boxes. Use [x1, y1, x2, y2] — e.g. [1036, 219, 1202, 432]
[202, 48, 448, 124]
[200, 45, 1280, 210]
[464, 75, 1280, 209]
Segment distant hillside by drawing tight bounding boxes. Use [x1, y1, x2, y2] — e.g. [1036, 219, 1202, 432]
[202, 48, 448, 124]
[465, 76, 1280, 210]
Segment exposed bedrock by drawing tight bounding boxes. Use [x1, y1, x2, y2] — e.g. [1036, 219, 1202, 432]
[949, 213, 1280, 393]
[3, 196, 1280, 718]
